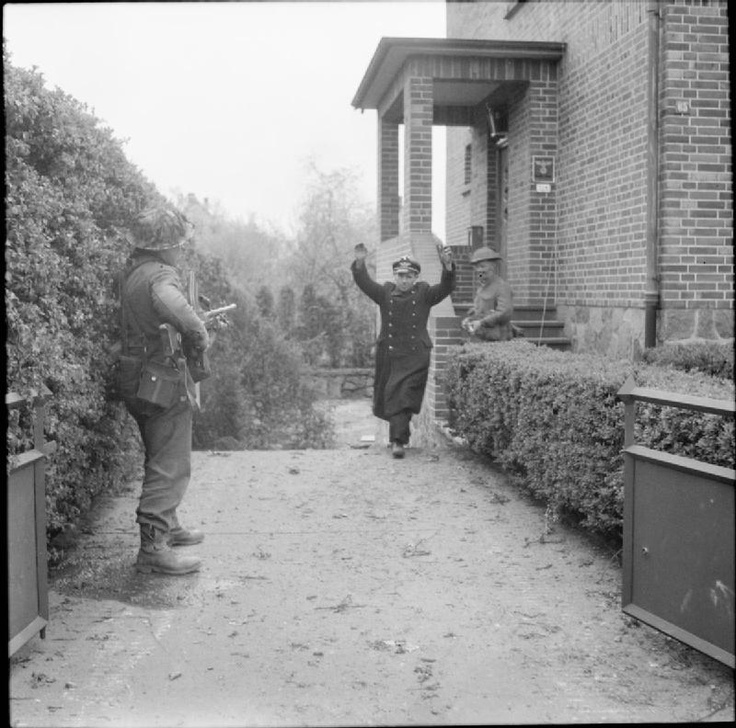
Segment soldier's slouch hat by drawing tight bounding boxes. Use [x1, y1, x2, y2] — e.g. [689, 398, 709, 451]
[470, 246, 502, 264]
[392, 256, 421, 274]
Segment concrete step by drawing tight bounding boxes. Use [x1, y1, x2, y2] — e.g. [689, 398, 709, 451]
[454, 302, 560, 323]
[452, 300, 571, 350]
[513, 320, 565, 333]
[525, 336, 571, 350]
[512, 304, 561, 322]
[513, 321, 567, 341]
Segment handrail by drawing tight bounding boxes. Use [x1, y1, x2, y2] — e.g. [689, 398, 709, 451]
[6, 387, 53, 410]
[617, 375, 735, 449]
[617, 375, 735, 416]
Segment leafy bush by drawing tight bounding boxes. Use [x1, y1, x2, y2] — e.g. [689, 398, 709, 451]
[641, 340, 734, 380]
[446, 341, 735, 540]
[5, 51, 159, 549]
[186, 248, 335, 451]
[5, 52, 333, 556]
[191, 265, 335, 450]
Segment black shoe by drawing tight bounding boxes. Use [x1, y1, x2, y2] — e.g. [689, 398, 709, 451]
[391, 442, 405, 459]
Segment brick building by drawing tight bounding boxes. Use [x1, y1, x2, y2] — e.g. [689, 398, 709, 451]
[352, 0, 732, 437]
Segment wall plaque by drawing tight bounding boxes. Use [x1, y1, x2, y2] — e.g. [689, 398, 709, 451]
[532, 156, 555, 183]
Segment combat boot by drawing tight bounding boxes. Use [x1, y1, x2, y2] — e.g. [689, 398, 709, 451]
[136, 524, 201, 575]
[168, 526, 205, 547]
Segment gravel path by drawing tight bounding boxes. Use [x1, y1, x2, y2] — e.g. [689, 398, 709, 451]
[9, 400, 734, 726]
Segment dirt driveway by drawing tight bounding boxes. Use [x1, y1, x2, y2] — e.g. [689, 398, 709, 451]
[9, 400, 735, 726]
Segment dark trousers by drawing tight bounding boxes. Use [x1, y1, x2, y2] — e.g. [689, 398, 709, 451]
[389, 409, 412, 445]
[126, 397, 193, 534]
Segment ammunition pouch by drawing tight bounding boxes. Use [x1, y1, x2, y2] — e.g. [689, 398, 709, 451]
[111, 352, 184, 408]
[136, 359, 184, 408]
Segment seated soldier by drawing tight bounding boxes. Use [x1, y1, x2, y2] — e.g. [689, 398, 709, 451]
[461, 247, 514, 342]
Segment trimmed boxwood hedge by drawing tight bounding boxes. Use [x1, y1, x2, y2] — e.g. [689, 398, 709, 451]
[641, 340, 734, 379]
[446, 340, 735, 541]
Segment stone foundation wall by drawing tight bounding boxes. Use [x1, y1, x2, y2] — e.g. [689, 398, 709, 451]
[558, 305, 646, 360]
[558, 304, 735, 360]
[659, 308, 734, 344]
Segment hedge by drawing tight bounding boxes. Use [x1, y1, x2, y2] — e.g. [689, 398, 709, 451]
[446, 340, 734, 540]
[5, 52, 332, 560]
[5, 51, 159, 547]
[640, 340, 734, 380]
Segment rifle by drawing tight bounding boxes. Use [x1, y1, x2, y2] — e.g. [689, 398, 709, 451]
[203, 303, 237, 327]
[186, 272, 237, 397]
[186, 272, 205, 405]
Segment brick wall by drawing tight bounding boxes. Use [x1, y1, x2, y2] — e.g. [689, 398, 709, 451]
[445, 127, 473, 249]
[413, 314, 464, 446]
[378, 119, 400, 242]
[403, 65, 434, 234]
[446, 0, 733, 351]
[657, 0, 733, 341]
[555, 3, 650, 310]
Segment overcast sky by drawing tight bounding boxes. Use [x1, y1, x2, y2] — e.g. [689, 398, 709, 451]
[3, 1, 447, 236]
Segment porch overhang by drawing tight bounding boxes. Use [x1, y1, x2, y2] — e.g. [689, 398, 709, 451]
[352, 37, 566, 123]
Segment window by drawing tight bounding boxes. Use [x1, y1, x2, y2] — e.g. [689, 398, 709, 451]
[464, 144, 472, 186]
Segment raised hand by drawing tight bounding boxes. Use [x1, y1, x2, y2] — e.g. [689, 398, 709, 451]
[438, 245, 453, 270]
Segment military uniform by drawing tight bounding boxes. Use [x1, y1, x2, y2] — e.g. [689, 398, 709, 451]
[352, 255, 456, 451]
[118, 206, 209, 575]
[463, 246, 514, 342]
[122, 252, 208, 526]
[466, 277, 514, 341]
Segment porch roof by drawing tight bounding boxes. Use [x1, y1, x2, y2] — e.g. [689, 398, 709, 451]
[352, 37, 566, 113]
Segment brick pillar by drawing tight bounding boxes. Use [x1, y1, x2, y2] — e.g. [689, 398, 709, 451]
[377, 118, 400, 243]
[403, 74, 434, 234]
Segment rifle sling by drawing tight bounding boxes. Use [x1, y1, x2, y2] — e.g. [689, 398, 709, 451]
[119, 271, 130, 356]
[120, 270, 153, 360]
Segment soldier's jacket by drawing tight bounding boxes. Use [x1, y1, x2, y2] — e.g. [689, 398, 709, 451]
[122, 251, 209, 363]
[466, 277, 514, 342]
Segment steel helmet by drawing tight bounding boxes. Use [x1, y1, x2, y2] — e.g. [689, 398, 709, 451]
[470, 246, 502, 264]
[128, 206, 193, 251]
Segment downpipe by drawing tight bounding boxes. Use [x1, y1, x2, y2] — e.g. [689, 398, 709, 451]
[644, 0, 661, 349]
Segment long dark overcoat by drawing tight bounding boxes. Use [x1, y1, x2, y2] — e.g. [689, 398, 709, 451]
[351, 261, 456, 421]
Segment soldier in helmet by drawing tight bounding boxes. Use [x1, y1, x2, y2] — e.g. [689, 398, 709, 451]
[461, 246, 515, 342]
[351, 243, 456, 458]
[118, 205, 210, 575]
